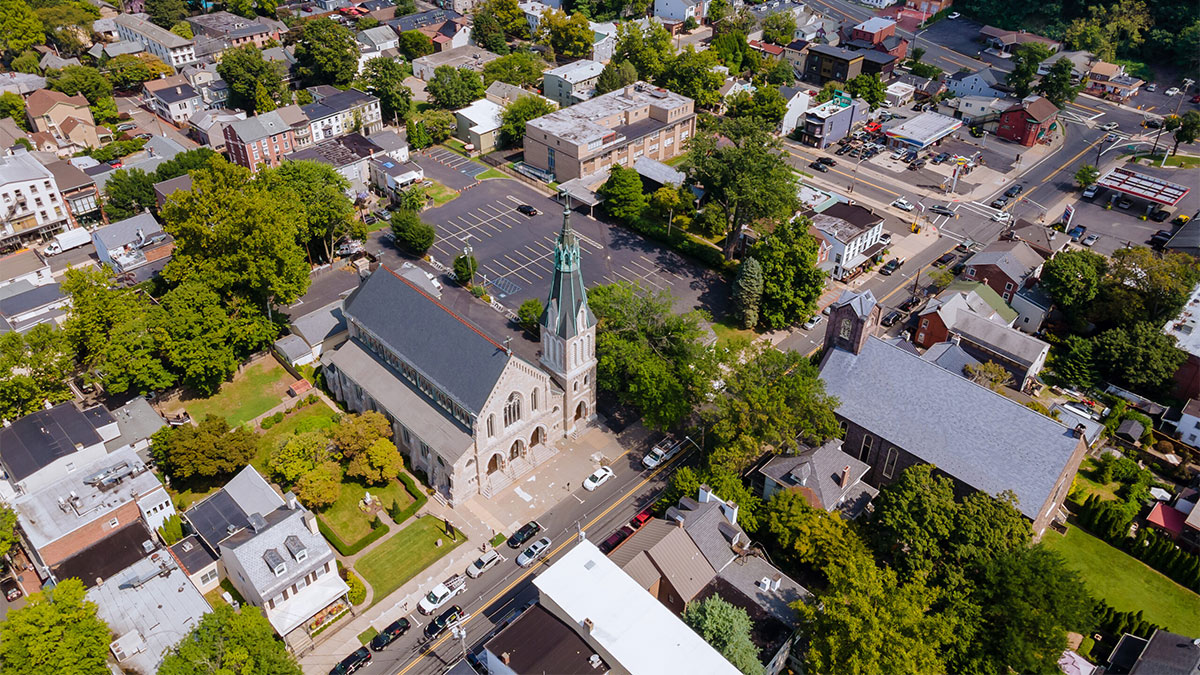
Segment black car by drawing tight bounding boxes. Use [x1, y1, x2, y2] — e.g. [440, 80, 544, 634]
[929, 205, 955, 217]
[879, 258, 903, 275]
[990, 196, 1010, 209]
[899, 296, 921, 312]
[363, 214, 377, 225]
[809, 161, 829, 172]
[908, 159, 926, 170]
[517, 205, 539, 216]
[370, 618, 411, 651]
[1005, 184, 1024, 198]
[835, 145, 850, 155]
[1150, 209, 1171, 222]
[507, 521, 543, 548]
[330, 647, 372, 674]
[881, 310, 903, 327]
[818, 157, 837, 166]
[425, 605, 465, 639]
[936, 252, 956, 266]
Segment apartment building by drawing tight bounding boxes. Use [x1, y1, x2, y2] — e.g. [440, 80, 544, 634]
[0, 151, 71, 246]
[185, 11, 281, 49]
[224, 108, 305, 173]
[144, 75, 203, 125]
[524, 82, 695, 182]
[542, 60, 604, 107]
[301, 88, 382, 142]
[114, 14, 197, 68]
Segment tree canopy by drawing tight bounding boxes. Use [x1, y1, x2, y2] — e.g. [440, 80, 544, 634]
[0, 578, 110, 675]
[536, 8, 594, 59]
[261, 159, 359, 263]
[0, 0, 45, 58]
[151, 414, 258, 481]
[500, 95, 556, 147]
[598, 164, 647, 223]
[0, 324, 73, 421]
[725, 86, 788, 127]
[159, 605, 301, 675]
[659, 47, 725, 107]
[397, 29, 435, 60]
[294, 17, 359, 86]
[426, 65, 485, 109]
[682, 596, 763, 675]
[482, 50, 546, 87]
[218, 45, 288, 114]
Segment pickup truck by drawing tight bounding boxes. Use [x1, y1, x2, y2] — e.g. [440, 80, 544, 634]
[642, 436, 683, 469]
[417, 574, 467, 615]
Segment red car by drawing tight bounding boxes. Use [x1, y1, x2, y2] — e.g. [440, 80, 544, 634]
[629, 510, 651, 531]
[1192, 94, 1200, 104]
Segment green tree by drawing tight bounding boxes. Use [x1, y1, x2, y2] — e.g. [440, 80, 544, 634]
[588, 282, 719, 429]
[159, 605, 301, 675]
[747, 216, 825, 329]
[732, 257, 763, 329]
[270, 431, 335, 485]
[1092, 322, 1186, 394]
[518, 298, 543, 336]
[106, 53, 173, 90]
[649, 185, 683, 233]
[537, 8, 593, 59]
[47, 65, 111, 105]
[500, 95, 556, 147]
[254, 81, 278, 113]
[145, 0, 186, 26]
[417, 108, 456, 142]
[614, 21, 674, 80]
[36, 1, 99, 56]
[685, 118, 799, 259]
[478, 0, 527, 37]
[0, 0, 45, 58]
[847, 73, 886, 110]
[329, 410, 392, 459]
[1171, 110, 1200, 155]
[218, 45, 287, 114]
[1036, 57, 1079, 107]
[294, 17, 359, 86]
[1006, 42, 1054, 98]
[598, 164, 647, 223]
[154, 147, 222, 181]
[706, 346, 840, 472]
[0, 504, 17, 559]
[814, 80, 846, 104]
[659, 46, 725, 107]
[761, 10, 795, 45]
[0, 579, 110, 675]
[682, 596, 763, 675]
[11, 50, 40, 74]
[0, 325, 73, 421]
[157, 282, 240, 395]
[297, 460, 343, 507]
[482, 50, 546, 87]
[965, 360, 1014, 390]
[347, 437, 403, 484]
[262, 159, 357, 262]
[426, 64, 485, 109]
[1049, 335, 1098, 387]
[390, 209, 436, 254]
[471, 11, 509, 54]
[170, 20, 193, 38]
[712, 31, 751, 72]
[0, 92, 27, 131]
[1074, 164, 1100, 188]
[765, 489, 869, 572]
[454, 253, 479, 286]
[1095, 246, 1200, 328]
[151, 415, 258, 480]
[397, 29, 435, 60]
[595, 59, 639, 94]
[726, 85, 788, 126]
[161, 161, 310, 309]
[764, 57, 795, 86]
[1040, 249, 1106, 318]
[406, 118, 433, 149]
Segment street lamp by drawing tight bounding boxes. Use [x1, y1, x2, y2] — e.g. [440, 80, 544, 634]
[1160, 78, 1195, 166]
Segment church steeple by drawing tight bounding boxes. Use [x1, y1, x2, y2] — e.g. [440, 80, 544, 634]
[541, 199, 594, 340]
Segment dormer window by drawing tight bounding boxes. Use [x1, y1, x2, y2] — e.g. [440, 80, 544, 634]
[285, 534, 308, 563]
[264, 548, 287, 577]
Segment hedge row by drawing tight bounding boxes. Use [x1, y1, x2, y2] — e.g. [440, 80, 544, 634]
[386, 471, 429, 526]
[623, 215, 735, 275]
[318, 515, 390, 557]
[1076, 495, 1200, 589]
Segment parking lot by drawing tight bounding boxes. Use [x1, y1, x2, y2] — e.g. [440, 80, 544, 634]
[420, 178, 727, 314]
[412, 149, 487, 191]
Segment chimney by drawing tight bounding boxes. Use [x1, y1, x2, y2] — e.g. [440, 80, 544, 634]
[719, 499, 739, 527]
[583, 618, 594, 633]
[841, 465, 852, 488]
[1073, 424, 1086, 439]
[697, 485, 714, 504]
[949, 332, 961, 346]
[500, 652, 511, 665]
[770, 574, 781, 591]
[623, 84, 636, 98]
[303, 510, 318, 535]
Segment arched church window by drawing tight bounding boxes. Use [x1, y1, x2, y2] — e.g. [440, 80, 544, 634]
[504, 393, 522, 426]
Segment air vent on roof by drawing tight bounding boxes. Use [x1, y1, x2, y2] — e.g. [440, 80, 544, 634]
[248, 513, 267, 533]
[142, 540, 154, 553]
[181, 540, 193, 552]
[584, 560, 595, 570]
[649, 88, 668, 98]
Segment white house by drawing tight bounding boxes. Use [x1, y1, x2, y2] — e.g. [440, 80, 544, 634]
[955, 95, 1010, 123]
[885, 81, 915, 107]
[944, 69, 1009, 99]
[114, 14, 196, 68]
[654, 0, 709, 23]
[778, 85, 813, 136]
[1178, 399, 1200, 450]
[543, 60, 604, 107]
[811, 202, 885, 281]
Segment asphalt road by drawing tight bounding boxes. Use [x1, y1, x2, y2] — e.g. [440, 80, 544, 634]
[340, 441, 693, 675]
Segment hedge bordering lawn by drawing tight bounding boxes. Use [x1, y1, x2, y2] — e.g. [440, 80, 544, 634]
[319, 515, 391, 557]
[387, 471, 428, 526]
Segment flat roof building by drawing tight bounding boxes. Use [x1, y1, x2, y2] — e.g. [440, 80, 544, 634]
[412, 45, 501, 81]
[884, 111, 962, 149]
[114, 14, 196, 68]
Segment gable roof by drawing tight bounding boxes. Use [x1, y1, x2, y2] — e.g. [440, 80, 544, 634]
[343, 266, 514, 413]
[931, 280, 1019, 324]
[0, 403, 102, 482]
[25, 89, 89, 117]
[921, 341, 983, 375]
[608, 519, 716, 601]
[950, 311, 1050, 368]
[758, 439, 876, 516]
[1006, 95, 1058, 123]
[966, 239, 1043, 282]
[819, 336, 1082, 519]
[1008, 219, 1068, 257]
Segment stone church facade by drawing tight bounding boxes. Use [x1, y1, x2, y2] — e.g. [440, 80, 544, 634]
[323, 205, 596, 504]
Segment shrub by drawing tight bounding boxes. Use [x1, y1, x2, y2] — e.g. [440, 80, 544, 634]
[454, 254, 478, 286]
[390, 209, 436, 255]
[346, 570, 367, 605]
[157, 514, 184, 545]
[386, 471, 429, 525]
[518, 298, 543, 336]
[471, 284, 487, 298]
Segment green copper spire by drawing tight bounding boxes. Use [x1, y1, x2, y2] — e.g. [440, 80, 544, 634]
[541, 196, 594, 340]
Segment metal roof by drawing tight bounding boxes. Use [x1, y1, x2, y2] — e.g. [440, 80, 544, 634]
[1096, 167, 1190, 206]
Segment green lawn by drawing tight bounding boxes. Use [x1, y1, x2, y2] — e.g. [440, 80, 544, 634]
[1069, 457, 1122, 503]
[203, 578, 245, 608]
[476, 168, 507, 180]
[711, 317, 755, 350]
[320, 478, 415, 544]
[425, 181, 458, 207]
[1042, 526, 1200, 634]
[185, 360, 295, 427]
[355, 516, 465, 607]
[358, 627, 378, 645]
[253, 402, 341, 473]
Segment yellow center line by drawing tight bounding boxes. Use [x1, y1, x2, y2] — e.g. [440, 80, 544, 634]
[393, 449, 682, 674]
[1070, 100, 1105, 114]
[1020, 135, 1105, 204]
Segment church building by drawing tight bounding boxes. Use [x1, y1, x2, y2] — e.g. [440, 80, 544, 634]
[322, 204, 597, 504]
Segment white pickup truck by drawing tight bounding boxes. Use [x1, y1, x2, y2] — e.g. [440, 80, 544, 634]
[417, 574, 467, 615]
[642, 436, 683, 469]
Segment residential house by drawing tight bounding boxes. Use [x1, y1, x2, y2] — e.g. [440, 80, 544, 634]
[368, 157, 425, 205]
[523, 82, 696, 183]
[782, 40, 810, 76]
[795, 95, 867, 149]
[102, 396, 166, 456]
[0, 72, 46, 97]
[898, 72, 946, 100]
[357, 25, 400, 52]
[1086, 60, 1144, 101]
[1001, 218, 1068, 259]
[92, 212, 173, 279]
[386, 9, 471, 52]
[301, 88, 382, 141]
[0, 117, 30, 152]
[904, 0, 951, 15]
[24, 89, 106, 153]
[88, 552, 211, 675]
[1038, 50, 1093, 80]
[819, 289, 1087, 536]
[885, 81, 915, 107]
[454, 98, 504, 153]
[185, 11, 280, 49]
[188, 109, 246, 151]
[323, 209, 598, 503]
[223, 107, 307, 173]
[0, 248, 51, 292]
[286, 134, 378, 195]
[811, 202, 885, 280]
[1106, 630, 1200, 674]
[275, 299, 350, 367]
[486, 81, 555, 108]
[412, 45, 500, 81]
[0, 150, 71, 246]
[86, 40, 145, 60]
[654, 0, 709, 23]
[803, 44, 863, 84]
[944, 69, 1011, 99]
[755, 439, 877, 517]
[962, 238, 1045, 301]
[0, 403, 117, 498]
[955, 96, 1011, 124]
[979, 26, 1061, 55]
[778, 85, 814, 136]
[45, 159, 101, 224]
[38, 53, 80, 71]
[590, 21, 618, 63]
[843, 17, 908, 61]
[114, 14, 197, 68]
[1011, 284, 1053, 334]
[1166, 282, 1200, 401]
[86, 135, 186, 194]
[144, 75, 203, 125]
[0, 277, 68, 333]
[11, 446, 174, 583]
[481, 604, 611, 675]
[543, 60, 605, 107]
[793, 6, 836, 43]
[1179, 399, 1200, 450]
[748, 40, 785, 60]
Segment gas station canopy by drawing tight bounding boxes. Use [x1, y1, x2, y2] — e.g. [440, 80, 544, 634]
[1096, 167, 1190, 206]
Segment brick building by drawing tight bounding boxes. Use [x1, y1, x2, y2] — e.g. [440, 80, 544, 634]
[996, 95, 1058, 147]
[223, 107, 308, 173]
[961, 239, 1044, 302]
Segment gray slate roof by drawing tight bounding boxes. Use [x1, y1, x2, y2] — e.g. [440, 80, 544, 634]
[220, 506, 334, 597]
[0, 403, 101, 482]
[819, 336, 1081, 519]
[833, 288, 878, 319]
[93, 212, 162, 253]
[633, 156, 684, 187]
[344, 266, 512, 413]
[665, 497, 741, 571]
[965, 239, 1043, 283]
[0, 282, 62, 317]
[951, 311, 1049, 368]
[758, 439, 876, 516]
[920, 341, 982, 376]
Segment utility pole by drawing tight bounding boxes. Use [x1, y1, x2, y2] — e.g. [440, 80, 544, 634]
[1161, 78, 1195, 166]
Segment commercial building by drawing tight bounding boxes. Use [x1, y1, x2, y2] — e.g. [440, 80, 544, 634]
[45, 159, 101, 224]
[844, 17, 908, 61]
[301, 88, 382, 142]
[1166, 282, 1200, 400]
[979, 25, 1060, 55]
[114, 14, 196, 68]
[884, 111, 962, 150]
[811, 202, 885, 280]
[185, 11, 280, 48]
[0, 150, 71, 246]
[454, 98, 505, 153]
[542, 60, 605, 107]
[795, 94, 866, 149]
[524, 82, 696, 182]
[996, 95, 1059, 147]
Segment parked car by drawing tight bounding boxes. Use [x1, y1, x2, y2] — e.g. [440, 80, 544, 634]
[1068, 225, 1087, 241]
[1146, 83, 1157, 92]
[424, 606, 465, 639]
[599, 525, 634, 554]
[802, 314, 823, 330]
[107, 159, 123, 168]
[1081, 234, 1100, 247]
[1192, 94, 1200, 104]
[936, 252, 956, 266]
[890, 149, 906, 160]
[879, 258, 904, 275]
[516, 537, 552, 567]
[370, 619, 411, 651]
[891, 197, 915, 211]
[932, 152, 951, 164]
[2, 580, 21, 602]
[1150, 209, 1171, 222]
[879, 232, 892, 245]
[466, 549, 502, 578]
[643, 436, 682, 469]
[629, 510, 651, 530]
[1173, 214, 1192, 226]
[330, 647, 372, 674]
[881, 310, 903, 327]
[1005, 184, 1024, 198]
[1117, 197, 1134, 209]
[809, 161, 829, 173]
[336, 239, 364, 256]
[948, 11, 960, 18]
[116, 122, 136, 132]
[363, 213, 378, 225]
[899, 296, 921, 312]
[1165, 87, 1181, 96]
[908, 159, 926, 170]
[582, 466, 615, 491]
[990, 196, 1009, 208]
[507, 521, 543, 548]
[929, 204, 955, 216]
[1082, 184, 1100, 198]
[835, 145, 850, 155]
[418, 575, 467, 615]
[517, 204, 539, 216]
